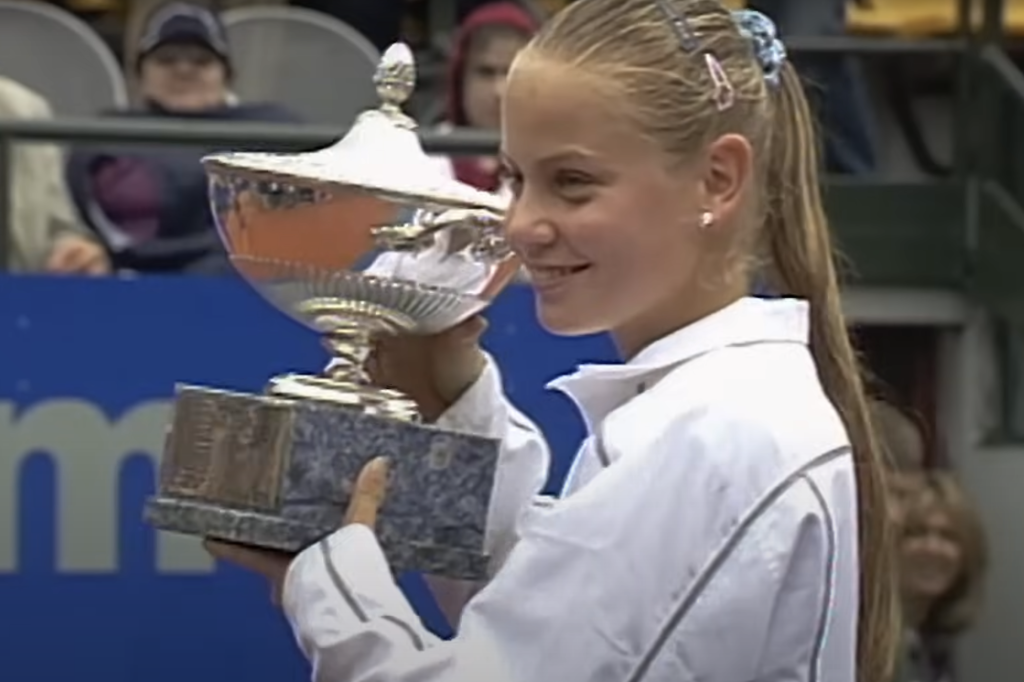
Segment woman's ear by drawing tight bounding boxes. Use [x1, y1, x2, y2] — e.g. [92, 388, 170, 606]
[701, 133, 753, 226]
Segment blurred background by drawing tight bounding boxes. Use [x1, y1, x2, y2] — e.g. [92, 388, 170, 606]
[0, 0, 1021, 681]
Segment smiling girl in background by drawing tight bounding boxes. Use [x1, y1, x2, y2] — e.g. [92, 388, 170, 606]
[896, 472, 988, 682]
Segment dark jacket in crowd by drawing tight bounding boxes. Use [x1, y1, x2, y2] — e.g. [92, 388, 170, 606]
[65, 101, 298, 274]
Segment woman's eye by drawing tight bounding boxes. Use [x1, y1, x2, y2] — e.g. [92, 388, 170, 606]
[554, 171, 595, 201]
[554, 171, 592, 188]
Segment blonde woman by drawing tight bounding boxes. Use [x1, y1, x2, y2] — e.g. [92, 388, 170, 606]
[895, 471, 988, 682]
[210, 2, 900, 680]
[0, 76, 108, 274]
[211, 0, 901, 675]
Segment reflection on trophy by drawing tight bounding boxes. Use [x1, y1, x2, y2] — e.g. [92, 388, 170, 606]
[143, 43, 519, 581]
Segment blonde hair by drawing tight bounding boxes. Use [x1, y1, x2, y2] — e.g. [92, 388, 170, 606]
[914, 471, 988, 635]
[527, 2, 898, 680]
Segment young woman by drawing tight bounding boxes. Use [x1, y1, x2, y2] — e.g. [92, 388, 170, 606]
[895, 472, 988, 682]
[208, 1, 900, 680]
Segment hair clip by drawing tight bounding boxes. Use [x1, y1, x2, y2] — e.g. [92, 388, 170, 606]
[653, 0, 737, 111]
[653, 0, 699, 52]
[731, 9, 788, 87]
[704, 54, 735, 111]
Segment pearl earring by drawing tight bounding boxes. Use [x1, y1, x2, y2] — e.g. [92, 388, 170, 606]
[699, 211, 714, 229]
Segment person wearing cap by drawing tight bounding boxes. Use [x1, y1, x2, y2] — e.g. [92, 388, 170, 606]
[65, 2, 299, 275]
[133, 1, 237, 112]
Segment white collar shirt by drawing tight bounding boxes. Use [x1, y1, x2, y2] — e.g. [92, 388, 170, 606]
[282, 297, 859, 682]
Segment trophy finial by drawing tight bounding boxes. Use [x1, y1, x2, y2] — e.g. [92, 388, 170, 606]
[374, 43, 416, 124]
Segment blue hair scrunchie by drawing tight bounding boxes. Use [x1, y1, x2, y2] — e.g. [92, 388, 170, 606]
[732, 9, 787, 87]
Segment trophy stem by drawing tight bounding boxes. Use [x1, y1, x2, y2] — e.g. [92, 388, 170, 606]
[265, 322, 420, 422]
[322, 322, 374, 386]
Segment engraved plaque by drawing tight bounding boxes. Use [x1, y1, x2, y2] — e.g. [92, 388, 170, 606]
[161, 387, 293, 512]
[147, 384, 502, 579]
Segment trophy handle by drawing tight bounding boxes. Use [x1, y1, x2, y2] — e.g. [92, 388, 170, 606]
[370, 208, 510, 261]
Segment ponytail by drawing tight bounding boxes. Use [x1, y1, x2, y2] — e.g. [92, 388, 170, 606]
[762, 62, 900, 682]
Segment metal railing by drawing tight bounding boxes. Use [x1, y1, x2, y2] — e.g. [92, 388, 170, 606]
[0, 0, 1012, 271]
[0, 119, 500, 267]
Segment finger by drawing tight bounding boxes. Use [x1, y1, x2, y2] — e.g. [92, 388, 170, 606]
[370, 332, 414, 361]
[203, 539, 286, 577]
[65, 248, 94, 272]
[344, 457, 390, 528]
[204, 538, 256, 565]
[369, 334, 427, 382]
[54, 244, 100, 274]
[45, 244, 77, 272]
[363, 345, 383, 382]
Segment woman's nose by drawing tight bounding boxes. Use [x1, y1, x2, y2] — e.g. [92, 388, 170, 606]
[504, 199, 556, 250]
[494, 76, 509, 103]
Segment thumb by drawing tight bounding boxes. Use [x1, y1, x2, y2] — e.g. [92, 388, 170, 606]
[344, 457, 390, 529]
[45, 242, 76, 271]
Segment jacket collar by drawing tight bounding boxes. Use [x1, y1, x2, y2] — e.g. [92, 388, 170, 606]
[547, 297, 811, 431]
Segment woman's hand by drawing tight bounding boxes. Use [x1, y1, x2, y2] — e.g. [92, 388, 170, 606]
[367, 316, 488, 422]
[46, 234, 110, 275]
[204, 457, 390, 604]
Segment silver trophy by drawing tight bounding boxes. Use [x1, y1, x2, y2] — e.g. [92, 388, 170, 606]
[144, 43, 517, 581]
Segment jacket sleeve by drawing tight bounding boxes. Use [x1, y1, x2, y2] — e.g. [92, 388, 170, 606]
[43, 143, 93, 242]
[423, 353, 551, 627]
[280, 406, 839, 682]
[15, 87, 93, 245]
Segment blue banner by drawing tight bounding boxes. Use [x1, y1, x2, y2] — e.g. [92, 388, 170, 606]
[0, 275, 615, 682]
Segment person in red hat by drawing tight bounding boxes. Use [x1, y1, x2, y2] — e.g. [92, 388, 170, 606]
[439, 2, 539, 193]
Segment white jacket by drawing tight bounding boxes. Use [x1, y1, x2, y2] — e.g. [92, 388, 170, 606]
[281, 297, 859, 682]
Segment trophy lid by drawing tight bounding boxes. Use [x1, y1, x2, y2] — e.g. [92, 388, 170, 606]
[202, 43, 505, 213]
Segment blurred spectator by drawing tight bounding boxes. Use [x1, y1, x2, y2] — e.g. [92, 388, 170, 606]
[439, 2, 537, 192]
[749, 0, 878, 174]
[895, 472, 988, 682]
[65, 2, 299, 275]
[0, 75, 109, 275]
[134, 2, 236, 112]
[123, 0, 259, 90]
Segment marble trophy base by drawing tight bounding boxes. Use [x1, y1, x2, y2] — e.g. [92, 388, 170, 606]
[144, 384, 498, 581]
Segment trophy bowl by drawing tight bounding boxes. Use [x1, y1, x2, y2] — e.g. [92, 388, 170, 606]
[144, 43, 519, 581]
